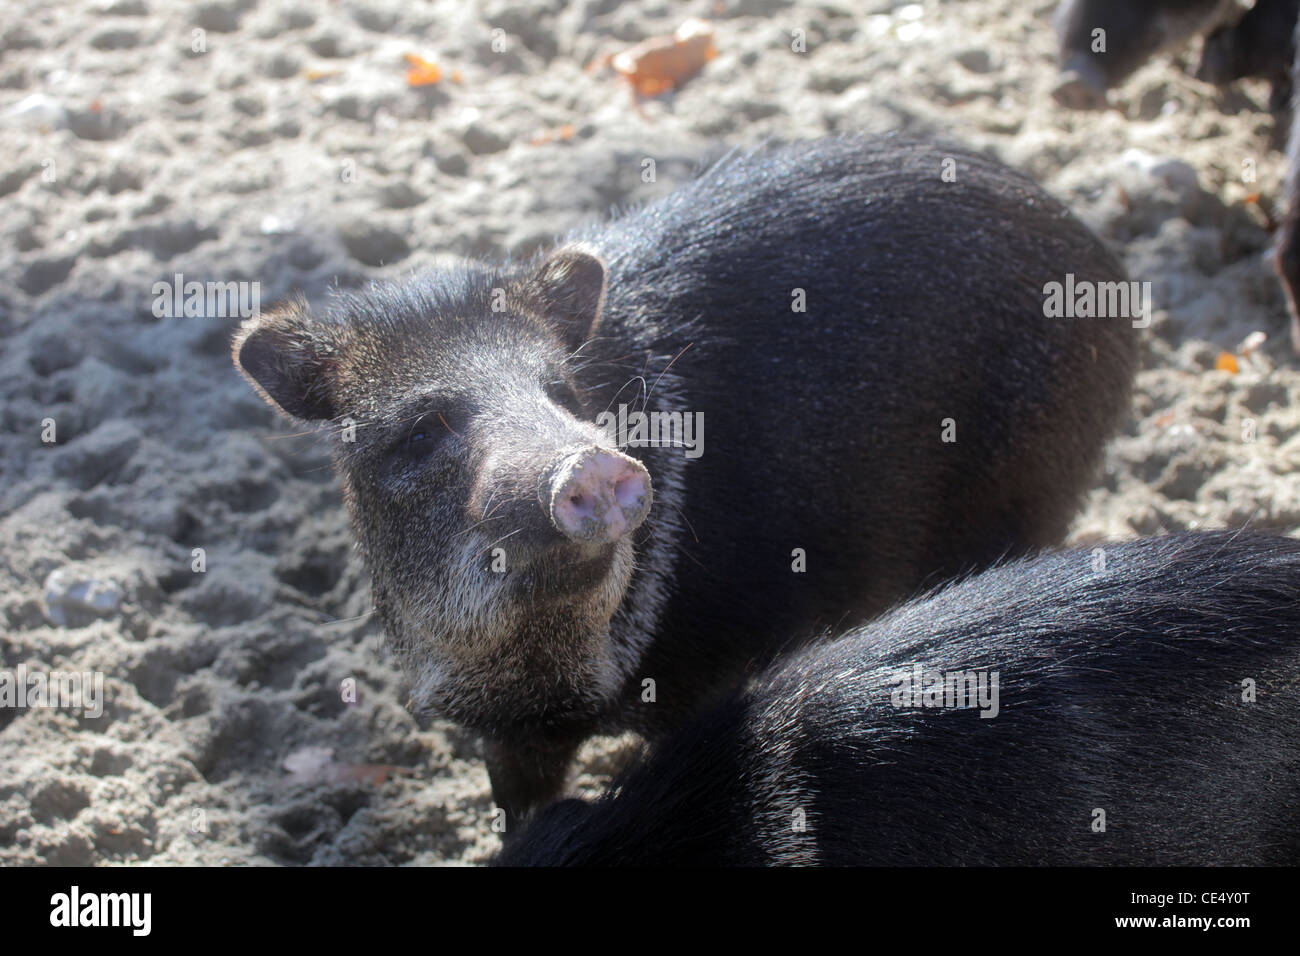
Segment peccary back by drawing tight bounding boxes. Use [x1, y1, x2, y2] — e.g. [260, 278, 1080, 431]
[502, 532, 1300, 865]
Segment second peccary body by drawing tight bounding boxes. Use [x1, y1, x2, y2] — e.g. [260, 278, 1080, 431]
[500, 532, 1300, 866]
[233, 135, 1139, 831]
[1196, 0, 1300, 111]
[1052, 0, 1234, 110]
[1273, 12, 1300, 352]
[1054, 2, 1300, 351]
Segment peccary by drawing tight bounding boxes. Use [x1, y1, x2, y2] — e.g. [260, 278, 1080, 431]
[499, 532, 1300, 866]
[1052, 0, 1234, 110]
[232, 135, 1139, 833]
[1052, 1, 1300, 350]
[1273, 13, 1300, 352]
[1196, 0, 1300, 111]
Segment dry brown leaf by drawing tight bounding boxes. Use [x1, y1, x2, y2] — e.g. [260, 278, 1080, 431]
[404, 53, 443, 88]
[528, 123, 577, 146]
[607, 18, 717, 98]
[283, 746, 415, 786]
[1215, 352, 1240, 374]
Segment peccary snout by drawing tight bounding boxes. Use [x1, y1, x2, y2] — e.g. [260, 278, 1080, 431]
[1052, 55, 1109, 110]
[544, 448, 651, 545]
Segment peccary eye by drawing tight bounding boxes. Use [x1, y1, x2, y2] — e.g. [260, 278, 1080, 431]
[397, 431, 438, 462]
[394, 415, 450, 461]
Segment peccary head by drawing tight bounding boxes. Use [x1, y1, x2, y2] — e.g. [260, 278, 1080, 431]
[1194, 24, 1243, 86]
[233, 246, 652, 735]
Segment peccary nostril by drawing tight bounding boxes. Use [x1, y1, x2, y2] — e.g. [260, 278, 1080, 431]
[545, 447, 652, 544]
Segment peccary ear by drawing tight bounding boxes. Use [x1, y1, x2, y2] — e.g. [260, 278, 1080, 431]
[232, 296, 340, 422]
[519, 244, 608, 347]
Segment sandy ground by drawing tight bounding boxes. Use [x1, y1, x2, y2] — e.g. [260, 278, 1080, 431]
[1, 0, 1298, 866]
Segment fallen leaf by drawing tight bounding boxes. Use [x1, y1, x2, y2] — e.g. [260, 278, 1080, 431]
[405, 53, 443, 87]
[608, 18, 717, 98]
[283, 745, 415, 786]
[1242, 192, 1279, 231]
[528, 123, 577, 146]
[1215, 351, 1240, 374]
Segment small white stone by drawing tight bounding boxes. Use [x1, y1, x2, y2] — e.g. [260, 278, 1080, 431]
[4, 93, 69, 130]
[896, 21, 924, 42]
[43, 568, 123, 627]
[259, 214, 295, 235]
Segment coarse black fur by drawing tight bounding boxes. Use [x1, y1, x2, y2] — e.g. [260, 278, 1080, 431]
[1196, 0, 1300, 110]
[233, 134, 1139, 832]
[500, 532, 1300, 866]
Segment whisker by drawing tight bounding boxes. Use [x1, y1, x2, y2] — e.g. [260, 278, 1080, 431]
[645, 342, 693, 406]
[483, 527, 525, 552]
